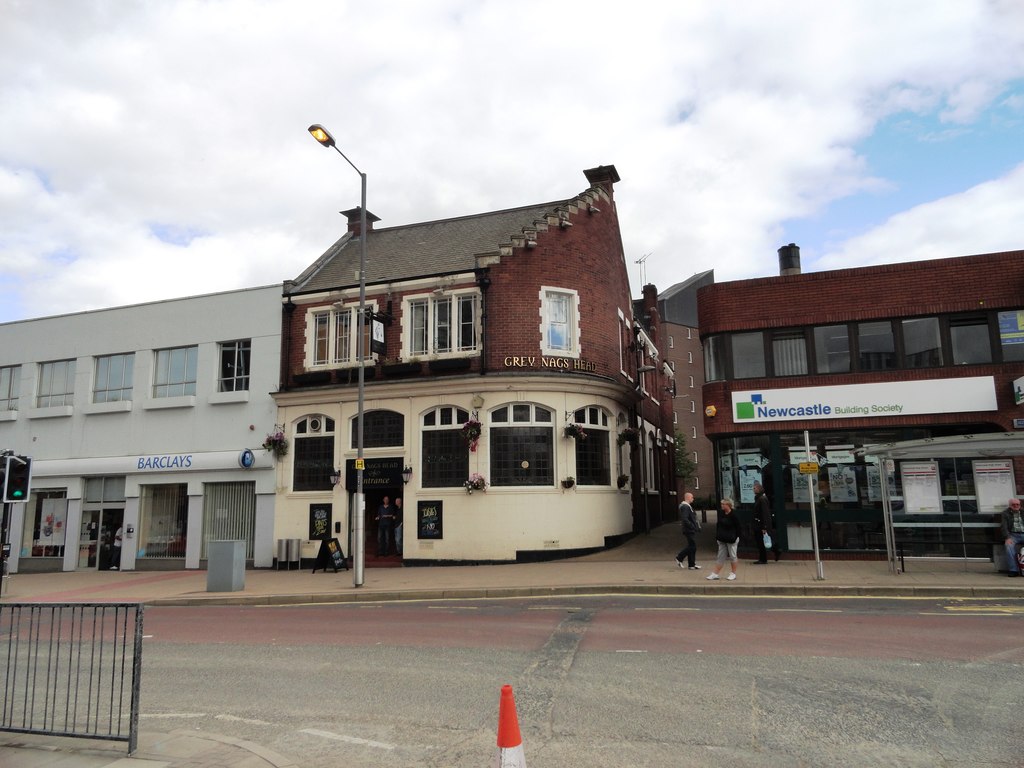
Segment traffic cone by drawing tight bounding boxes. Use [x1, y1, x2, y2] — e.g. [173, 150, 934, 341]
[494, 684, 527, 768]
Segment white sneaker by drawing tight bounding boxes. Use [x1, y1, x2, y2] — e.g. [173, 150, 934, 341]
[706, 573, 720, 580]
[688, 565, 702, 570]
[726, 572, 737, 581]
[676, 560, 686, 569]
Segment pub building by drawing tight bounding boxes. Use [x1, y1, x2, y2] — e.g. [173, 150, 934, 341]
[272, 165, 679, 565]
[698, 246, 1024, 564]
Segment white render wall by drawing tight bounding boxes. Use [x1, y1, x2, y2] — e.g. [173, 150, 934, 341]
[0, 286, 284, 571]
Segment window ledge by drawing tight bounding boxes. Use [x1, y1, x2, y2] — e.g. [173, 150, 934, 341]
[83, 401, 133, 415]
[26, 405, 73, 419]
[208, 390, 250, 405]
[0, 410, 18, 422]
[142, 395, 196, 410]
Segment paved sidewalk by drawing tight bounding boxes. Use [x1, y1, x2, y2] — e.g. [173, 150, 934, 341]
[2, 522, 1021, 767]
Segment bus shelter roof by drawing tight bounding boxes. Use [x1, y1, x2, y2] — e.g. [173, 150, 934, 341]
[859, 432, 1024, 460]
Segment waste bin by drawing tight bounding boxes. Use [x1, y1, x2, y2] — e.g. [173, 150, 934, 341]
[287, 538, 302, 570]
[207, 540, 245, 592]
[277, 539, 289, 570]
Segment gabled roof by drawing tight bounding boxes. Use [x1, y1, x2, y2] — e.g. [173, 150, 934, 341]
[287, 202, 560, 296]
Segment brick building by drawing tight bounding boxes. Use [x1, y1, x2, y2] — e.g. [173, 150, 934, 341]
[697, 246, 1024, 561]
[272, 165, 677, 564]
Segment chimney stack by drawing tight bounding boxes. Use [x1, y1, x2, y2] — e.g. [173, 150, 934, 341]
[341, 207, 380, 237]
[778, 243, 801, 276]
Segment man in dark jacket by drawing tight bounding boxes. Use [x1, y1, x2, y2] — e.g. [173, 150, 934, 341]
[1000, 497, 1023, 576]
[752, 482, 781, 563]
[675, 492, 701, 570]
[706, 498, 742, 581]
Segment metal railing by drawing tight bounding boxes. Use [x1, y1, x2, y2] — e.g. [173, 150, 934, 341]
[0, 603, 143, 754]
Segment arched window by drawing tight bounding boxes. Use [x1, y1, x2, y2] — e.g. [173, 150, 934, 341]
[421, 406, 470, 487]
[357, 410, 404, 448]
[569, 406, 611, 486]
[293, 415, 335, 492]
[489, 404, 554, 486]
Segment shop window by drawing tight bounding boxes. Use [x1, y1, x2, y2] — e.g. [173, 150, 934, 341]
[541, 288, 579, 356]
[137, 484, 188, 558]
[421, 406, 470, 487]
[153, 346, 197, 397]
[94, 353, 135, 403]
[0, 365, 20, 411]
[358, 410, 404, 448]
[489, 404, 554, 486]
[571, 407, 611, 486]
[950, 315, 992, 365]
[857, 321, 896, 370]
[901, 318, 943, 368]
[704, 335, 726, 381]
[20, 490, 68, 559]
[201, 482, 255, 559]
[408, 293, 479, 356]
[731, 332, 765, 378]
[998, 310, 1024, 362]
[813, 325, 850, 373]
[218, 340, 251, 392]
[37, 359, 76, 407]
[293, 415, 335, 491]
[771, 330, 808, 376]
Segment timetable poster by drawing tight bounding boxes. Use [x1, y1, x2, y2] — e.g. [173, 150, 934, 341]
[900, 461, 941, 514]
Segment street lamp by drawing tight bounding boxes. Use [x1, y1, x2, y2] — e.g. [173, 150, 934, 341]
[308, 123, 367, 588]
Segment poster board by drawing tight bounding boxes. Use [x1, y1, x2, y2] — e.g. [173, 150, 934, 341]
[309, 503, 331, 540]
[900, 461, 941, 514]
[417, 500, 443, 539]
[312, 537, 347, 573]
[973, 460, 1015, 513]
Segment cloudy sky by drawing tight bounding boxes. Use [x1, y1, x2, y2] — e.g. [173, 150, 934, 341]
[2, 0, 1023, 324]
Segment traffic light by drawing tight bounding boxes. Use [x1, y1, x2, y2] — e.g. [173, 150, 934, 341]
[3, 455, 32, 503]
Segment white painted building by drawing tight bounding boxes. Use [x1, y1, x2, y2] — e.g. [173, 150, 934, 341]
[0, 286, 282, 573]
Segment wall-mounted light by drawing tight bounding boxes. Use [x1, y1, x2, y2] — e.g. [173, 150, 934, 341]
[704, 405, 717, 417]
[329, 468, 342, 487]
[402, 465, 413, 485]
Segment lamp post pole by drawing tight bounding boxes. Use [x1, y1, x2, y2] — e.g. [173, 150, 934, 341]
[309, 124, 366, 587]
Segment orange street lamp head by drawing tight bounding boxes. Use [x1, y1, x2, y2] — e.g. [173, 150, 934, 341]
[308, 124, 336, 148]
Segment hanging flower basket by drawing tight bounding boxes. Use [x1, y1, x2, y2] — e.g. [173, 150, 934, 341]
[617, 474, 629, 489]
[561, 477, 576, 489]
[464, 473, 488, 494]
[462, 419, 482, 452]
[563, 423, 587, 440]
[617, 427, 640, 447]
[262, 426, 288, 458]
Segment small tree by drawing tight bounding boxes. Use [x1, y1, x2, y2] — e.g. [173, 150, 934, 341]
[674, 430, 697, 489]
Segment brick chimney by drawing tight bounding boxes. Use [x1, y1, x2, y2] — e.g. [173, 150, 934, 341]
[341, 207, 381, 237]
[778, 243, 801, 276]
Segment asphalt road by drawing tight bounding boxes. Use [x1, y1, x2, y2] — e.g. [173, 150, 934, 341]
[138, 595, 1024, 767]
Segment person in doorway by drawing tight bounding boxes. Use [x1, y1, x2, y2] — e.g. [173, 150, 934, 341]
[111, 526, 123, 570]
[375, 496, 396, 557]
[707, 498, 742, 581]
[674, 492, 701, 570]
[1001, 497, 1024, 577]
[393, 497, 403, 556]
[751, 482, 781, 563]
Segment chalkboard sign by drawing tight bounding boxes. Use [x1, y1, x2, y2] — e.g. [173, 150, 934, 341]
[309, 503, 331, 540]
[417, 500, 443, 539]
[312, 537, 347, 573]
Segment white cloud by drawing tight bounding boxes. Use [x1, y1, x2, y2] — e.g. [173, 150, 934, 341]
[1, 0, 1023, 321]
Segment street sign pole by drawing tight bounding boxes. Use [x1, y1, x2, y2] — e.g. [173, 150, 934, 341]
[804, 430, 825, 580]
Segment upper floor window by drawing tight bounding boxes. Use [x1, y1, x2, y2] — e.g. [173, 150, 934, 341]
[408, 293, 479, 356]
[490, 404, 554, 486]
[998, 310, 1024, 362]
[541, 288, 579, 356]
[857, 321, 896, 370]
[359, 410, 404, 448]
[154, 346, 197, 397]
[0, 365, 20, 411]
[38, 359, 76, 407]
[731, 332, 765, 378]
[293, 415, 335, 492]
[310, 305, 363, 367]
[219, 340, 251, 392]
[668, 335, 674, 349]
[570, 407, 611, 486]
[421, 406, 470, 488]
[94, 353, 134, 403]
[704, 335, 726, 382]
[814, 325, 850, 373]
[950, 315, 992, 365]
[772, 330, 808, 376]
[901, 318, 942, 368]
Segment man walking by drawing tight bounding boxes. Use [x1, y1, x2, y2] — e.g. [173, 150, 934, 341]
[752, 482, 781, 563]
[675, 492, 701, 570]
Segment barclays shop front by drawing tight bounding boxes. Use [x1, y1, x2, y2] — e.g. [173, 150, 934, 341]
[8, 449, 276, 574]
[712, 376, 1013, 561]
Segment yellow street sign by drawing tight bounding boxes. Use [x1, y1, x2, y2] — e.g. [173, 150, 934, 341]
[798, 462, 819, 474]
[355, 459, 365, 470]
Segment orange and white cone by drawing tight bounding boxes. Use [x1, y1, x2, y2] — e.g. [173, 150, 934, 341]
[494, 684, 527, 768]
